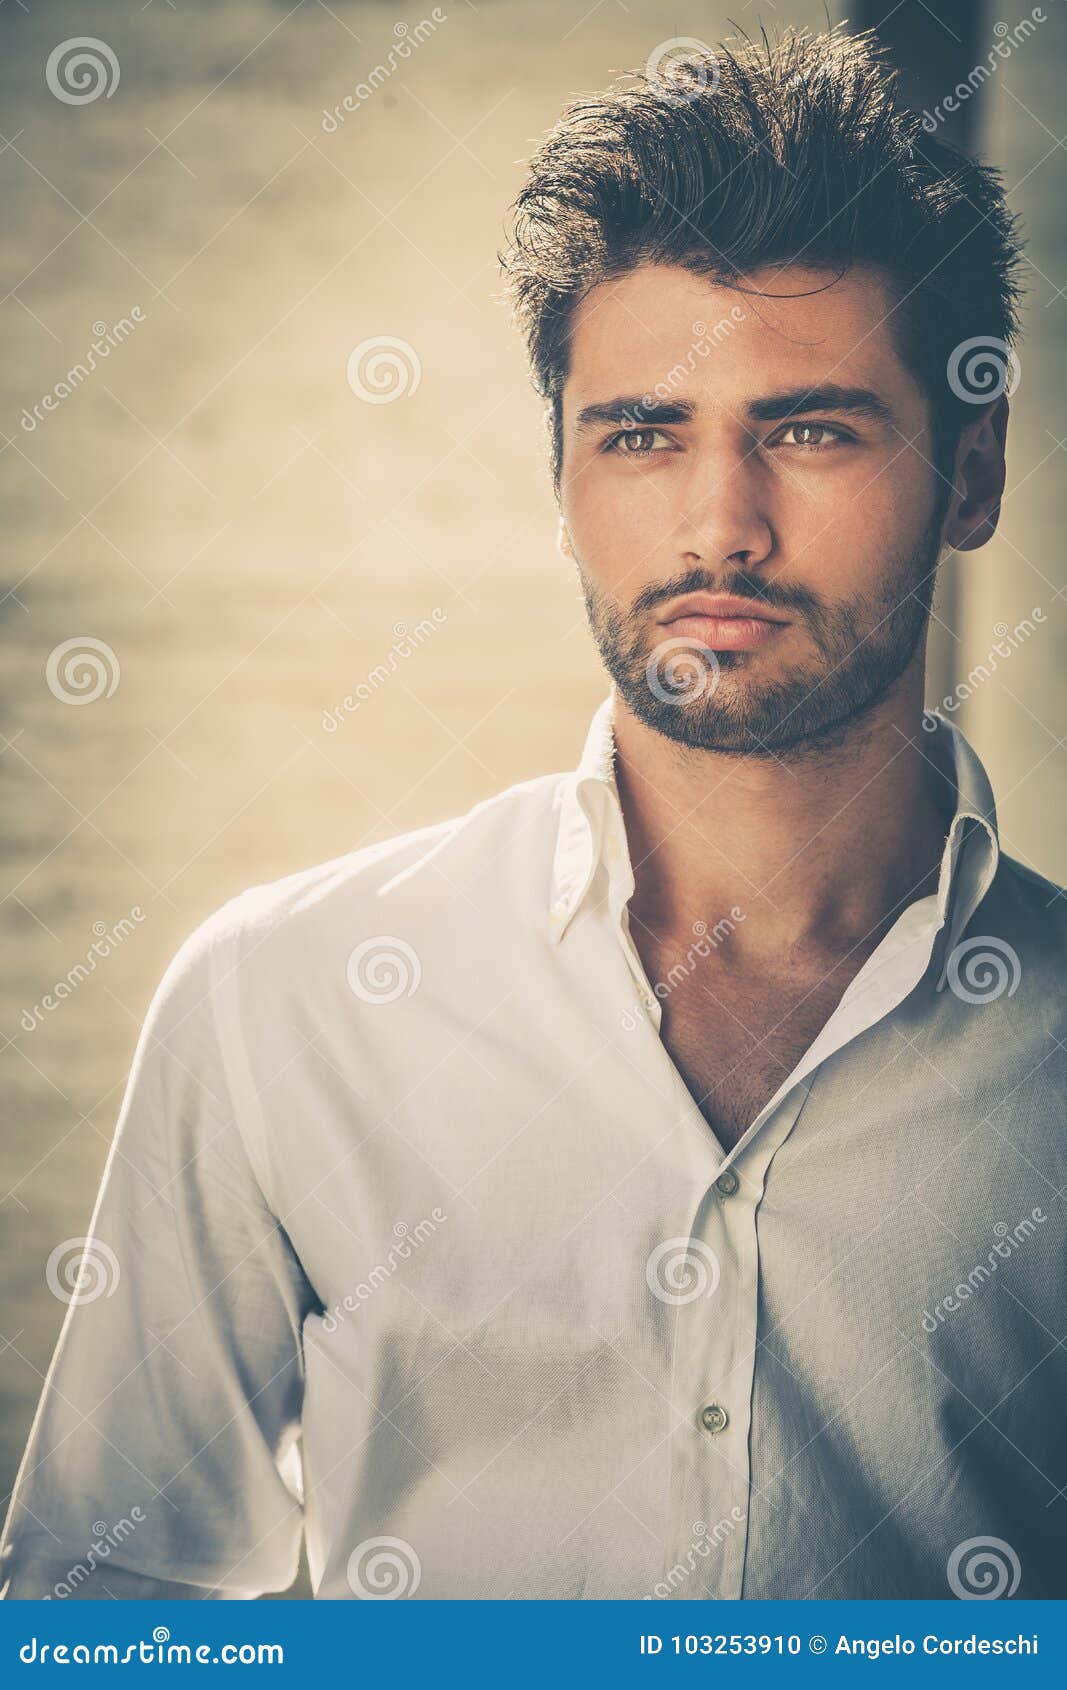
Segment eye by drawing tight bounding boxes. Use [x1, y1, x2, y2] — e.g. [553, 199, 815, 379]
[770, 421, 851, 452]
[602, 427, 674, 457]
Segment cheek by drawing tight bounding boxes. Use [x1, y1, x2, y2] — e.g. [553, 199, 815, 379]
[783, 473, 914, 586]
[565, 472, 674, 586]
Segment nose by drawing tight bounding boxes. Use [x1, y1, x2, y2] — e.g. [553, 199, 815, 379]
[675, 452, 774, 573]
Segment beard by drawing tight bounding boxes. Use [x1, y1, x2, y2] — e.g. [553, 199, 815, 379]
[576, 510, 945, 758]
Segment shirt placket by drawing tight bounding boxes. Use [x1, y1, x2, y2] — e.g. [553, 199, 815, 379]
[657, 1084, 812, 1600]
[600, 810, 816, 1599]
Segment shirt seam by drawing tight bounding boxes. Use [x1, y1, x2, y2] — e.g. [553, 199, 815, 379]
[200, 917, 315, 1371]
[203, 910, 285, 1222]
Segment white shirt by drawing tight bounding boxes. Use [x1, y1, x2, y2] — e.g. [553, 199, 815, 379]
[2, 695, 1065, 1601]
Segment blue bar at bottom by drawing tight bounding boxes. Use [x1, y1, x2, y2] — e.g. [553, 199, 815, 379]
[1, 1599, 1063, 1684]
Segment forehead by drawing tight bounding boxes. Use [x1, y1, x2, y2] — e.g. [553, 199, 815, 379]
[562, 261, 919, 415]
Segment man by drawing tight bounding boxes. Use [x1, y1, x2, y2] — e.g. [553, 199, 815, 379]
[2, 26, 1064, 1602]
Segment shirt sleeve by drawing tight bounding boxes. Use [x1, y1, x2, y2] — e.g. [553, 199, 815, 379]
[0, 903, 319, 1600]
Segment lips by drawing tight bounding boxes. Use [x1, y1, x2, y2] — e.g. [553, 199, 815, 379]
[659, 593, 789, 653]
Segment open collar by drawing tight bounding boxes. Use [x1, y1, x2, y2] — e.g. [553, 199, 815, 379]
[549, 695, 1001, 969]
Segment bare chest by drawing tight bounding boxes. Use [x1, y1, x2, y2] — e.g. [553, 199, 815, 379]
[645, 952, 864, 1151]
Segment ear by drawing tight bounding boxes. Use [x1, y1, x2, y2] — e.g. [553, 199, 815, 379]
[941, 394, 1009, 553]
[557, 514, 575, 562]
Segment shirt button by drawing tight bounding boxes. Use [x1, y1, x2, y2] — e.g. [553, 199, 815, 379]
[700, 1403, 729, 1435]
[715, 1169, 739, 1197]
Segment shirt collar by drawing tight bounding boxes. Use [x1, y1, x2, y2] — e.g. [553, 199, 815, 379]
[549, 693, 624, 942]
[550, 694, 1001, 973]
[925, 708, 1001, 988]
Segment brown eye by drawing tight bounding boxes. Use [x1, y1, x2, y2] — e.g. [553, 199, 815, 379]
[772, 421, 849, 451]
[605, 428, 671, 456]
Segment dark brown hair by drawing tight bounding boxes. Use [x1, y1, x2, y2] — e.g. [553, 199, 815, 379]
[499, 24, 1025, 491]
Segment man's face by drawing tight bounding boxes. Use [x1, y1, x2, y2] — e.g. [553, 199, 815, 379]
[558, 262, 952, 756]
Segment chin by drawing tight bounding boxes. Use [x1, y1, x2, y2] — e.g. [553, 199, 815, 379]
[622, 665, 840, 757]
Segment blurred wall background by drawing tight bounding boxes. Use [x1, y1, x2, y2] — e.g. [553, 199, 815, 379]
[2, 0, 1064, 1595]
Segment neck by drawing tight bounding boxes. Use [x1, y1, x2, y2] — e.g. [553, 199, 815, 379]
[611, 665, 956, 960]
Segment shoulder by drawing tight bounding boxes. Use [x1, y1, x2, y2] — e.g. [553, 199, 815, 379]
[978, 850, 1067, 989]
[992, 851, 1067, 934]
[156, 769, 569, 1005]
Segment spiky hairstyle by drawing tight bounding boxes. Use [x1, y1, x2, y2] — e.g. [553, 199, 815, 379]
[499, 24, 1024, 489]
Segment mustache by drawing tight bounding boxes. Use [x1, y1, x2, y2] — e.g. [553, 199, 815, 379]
[630, 566, 826, 620]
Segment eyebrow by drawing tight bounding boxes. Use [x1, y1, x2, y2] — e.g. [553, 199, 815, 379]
[747, 384, 896, 426]
[573, 398, 695, 433]
[573, 383, 896, 434]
